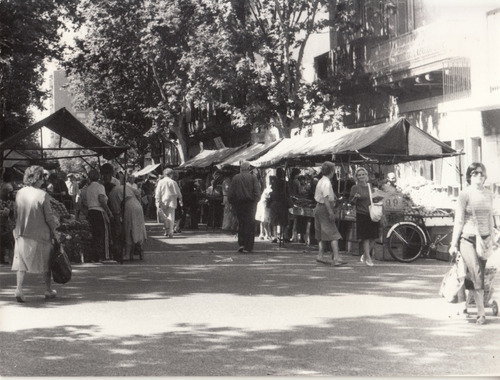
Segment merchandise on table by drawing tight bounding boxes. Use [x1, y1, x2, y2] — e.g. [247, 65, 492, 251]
[57, 218, 92, 263]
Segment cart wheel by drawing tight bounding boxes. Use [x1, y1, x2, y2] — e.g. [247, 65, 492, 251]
[492, 300, 498, 316]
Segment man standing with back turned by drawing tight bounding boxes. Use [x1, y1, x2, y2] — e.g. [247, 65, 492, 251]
[228, 160, 261, 253]
[155, 168, 183, 238]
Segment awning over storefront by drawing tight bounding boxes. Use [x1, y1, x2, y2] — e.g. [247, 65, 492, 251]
[250, 118, 459, 168]
[177, 145, 245, 169]
[216, 140, 282, 168]
[0, 108, 127, 160]
[132, 163, 161, 177]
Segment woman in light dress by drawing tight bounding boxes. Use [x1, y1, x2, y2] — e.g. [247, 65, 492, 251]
[12, 166, 60, 302]
[109, 178, 147, 261]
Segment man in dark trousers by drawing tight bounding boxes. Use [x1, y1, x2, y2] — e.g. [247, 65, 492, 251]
[228, 160, 261, 253]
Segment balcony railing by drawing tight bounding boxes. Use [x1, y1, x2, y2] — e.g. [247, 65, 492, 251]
[366, 21, 469, 77]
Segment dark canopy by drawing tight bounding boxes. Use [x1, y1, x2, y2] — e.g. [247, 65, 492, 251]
[0, 108, 127, 160]
[250, 118, 460, 167]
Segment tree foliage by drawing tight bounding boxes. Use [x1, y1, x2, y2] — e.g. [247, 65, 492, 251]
[0, 0, 77, 133]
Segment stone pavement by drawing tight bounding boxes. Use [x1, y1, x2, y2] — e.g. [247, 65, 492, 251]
[0, 221, 499, 377]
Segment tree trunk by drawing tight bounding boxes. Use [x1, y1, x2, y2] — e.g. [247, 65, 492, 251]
[171, 116, 188, 163]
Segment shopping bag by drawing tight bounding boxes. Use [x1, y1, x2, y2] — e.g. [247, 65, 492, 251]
[369, 203, 384, 222]
[438, 256, 465, 303]
[367, 184, 383, 222]
[50, 240, 72, 284]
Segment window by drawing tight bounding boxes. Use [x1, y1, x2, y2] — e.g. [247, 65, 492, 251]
[470, 137, 482, 163]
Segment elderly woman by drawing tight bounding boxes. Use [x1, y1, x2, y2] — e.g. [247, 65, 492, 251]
[449, 162, 497, 325]
[349, 167, 379, 267]
[83, 169, 113, 262]
[314, 161, 345, 266]
[12, 166, 60, 302]
[109, 178, 147, 261]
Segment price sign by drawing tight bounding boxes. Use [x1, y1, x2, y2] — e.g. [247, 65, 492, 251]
[383, 192, 406, 212]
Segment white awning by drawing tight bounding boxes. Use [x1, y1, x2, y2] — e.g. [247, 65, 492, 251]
[132, 163, 161, 177]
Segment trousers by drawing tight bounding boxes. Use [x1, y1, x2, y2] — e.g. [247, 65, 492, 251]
[234, 201, 257, 251]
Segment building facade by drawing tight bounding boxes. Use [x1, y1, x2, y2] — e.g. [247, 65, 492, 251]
[315, 0, 500, 190]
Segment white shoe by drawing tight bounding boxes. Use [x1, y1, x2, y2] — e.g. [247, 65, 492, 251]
[360, 255, 365, 263]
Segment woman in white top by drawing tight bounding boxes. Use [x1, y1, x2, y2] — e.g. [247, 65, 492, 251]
[449, 162, 497, 325]
[314, 161, 345, 266]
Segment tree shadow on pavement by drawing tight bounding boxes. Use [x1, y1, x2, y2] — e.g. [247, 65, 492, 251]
[0, 312, 498, 377]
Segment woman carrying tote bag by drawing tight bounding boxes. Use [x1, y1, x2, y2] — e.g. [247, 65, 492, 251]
[349, 167, 381, 267]
[449, 162, 498, 325]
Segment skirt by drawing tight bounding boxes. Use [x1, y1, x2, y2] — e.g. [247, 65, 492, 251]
[11, 236, 52, 273]
[356, 212, 380, 240]
[314, 204, 342, 241]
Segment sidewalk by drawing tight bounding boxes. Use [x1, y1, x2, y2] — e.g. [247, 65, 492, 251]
[1, 222, 499, 377]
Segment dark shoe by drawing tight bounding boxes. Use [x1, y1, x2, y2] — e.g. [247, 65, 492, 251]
[238, 246, 244, 253]
[45, 289, 57, 300]
[15, 290, 26, 303]
[333, 260, 347, 267]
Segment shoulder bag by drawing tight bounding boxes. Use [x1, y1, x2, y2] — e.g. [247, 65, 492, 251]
[367, 184, 383, 222]
[470, 204, 495, 260]
[51, 239, 72, 284]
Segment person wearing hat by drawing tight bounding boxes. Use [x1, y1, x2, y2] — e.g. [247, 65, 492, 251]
[155, 168, 183, 237]
[228, 160, 261, 253]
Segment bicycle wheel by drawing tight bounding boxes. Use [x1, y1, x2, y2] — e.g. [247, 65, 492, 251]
[387, 223, 426, 262]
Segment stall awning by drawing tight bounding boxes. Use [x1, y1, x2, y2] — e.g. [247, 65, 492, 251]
[0, 108, 128, 160]
[250, 118, 459, 167]
[132, 163, 161, 177]
[177, 145, 245, 169]
[216, 140, 282, 168]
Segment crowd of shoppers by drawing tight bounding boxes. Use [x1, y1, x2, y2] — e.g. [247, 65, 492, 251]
[5, 159, 498, 328]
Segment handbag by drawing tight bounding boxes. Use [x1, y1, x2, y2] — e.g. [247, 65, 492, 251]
[439, 253, 465, 303]
[367, 184, 383, 222]
[470, 204, 496, 260]
[50, 240, 72, 284]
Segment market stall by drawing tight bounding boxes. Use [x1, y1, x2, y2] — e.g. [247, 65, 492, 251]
[0, 108, 128, 263]
[248, 118, 462, 255]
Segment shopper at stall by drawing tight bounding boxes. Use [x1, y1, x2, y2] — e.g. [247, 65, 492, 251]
[155, 168, 183, 238]
[449, 162, 497, 325]
[269, 168, 290, 243]
[221, 173, 238, 233]
[85, 169, 113, 262]
[109, 178, 147, 261]
[11, 165, 60, 302]
[255, 171, 272, 241]
[349, 167, 379, 267]
[228, 160, 261, 253]
[314, 161, 345, 266]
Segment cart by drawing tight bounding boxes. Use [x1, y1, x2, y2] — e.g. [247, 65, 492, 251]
[466, 267, 499, 316]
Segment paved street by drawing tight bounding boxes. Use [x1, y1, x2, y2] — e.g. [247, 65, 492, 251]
[1, 221, 500, 377]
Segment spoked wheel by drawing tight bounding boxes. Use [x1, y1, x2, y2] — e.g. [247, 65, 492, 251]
[387, 223, 427, 263]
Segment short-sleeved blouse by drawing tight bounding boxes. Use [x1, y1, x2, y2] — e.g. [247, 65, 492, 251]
[86, 181, 107, 212]
[314, 176, 336, 204]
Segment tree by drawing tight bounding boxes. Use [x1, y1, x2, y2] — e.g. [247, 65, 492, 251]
[0, 0, 77, 133]
[65, 0, 244, 162]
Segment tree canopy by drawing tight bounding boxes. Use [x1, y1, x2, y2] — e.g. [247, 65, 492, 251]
[0, 0, 77, 133]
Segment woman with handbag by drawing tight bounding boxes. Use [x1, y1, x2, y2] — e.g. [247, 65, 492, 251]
[11, 166, 60, 302]
[349, 167, 380, 267]
[449, 162, 498, 325]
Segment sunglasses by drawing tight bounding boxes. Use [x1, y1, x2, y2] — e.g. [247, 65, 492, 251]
[471, 171, 485, 177]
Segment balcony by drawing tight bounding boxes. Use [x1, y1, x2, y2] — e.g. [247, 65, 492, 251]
[366, 21, 470, 86]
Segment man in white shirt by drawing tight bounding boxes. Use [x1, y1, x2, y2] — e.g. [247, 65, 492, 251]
[155, 168, 183, 237]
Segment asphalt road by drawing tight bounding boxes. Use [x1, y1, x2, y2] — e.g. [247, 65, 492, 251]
[1, 222, 499, 377]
